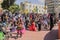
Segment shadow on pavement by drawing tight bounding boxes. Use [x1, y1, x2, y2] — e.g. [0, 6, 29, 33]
[44, 30, 58, 40]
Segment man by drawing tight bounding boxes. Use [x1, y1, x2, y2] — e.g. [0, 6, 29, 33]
[25, 16, 29, 30]
[50, 13, 54, 30]
[59, 13, 60, 19]
[37, 19, 41, 31]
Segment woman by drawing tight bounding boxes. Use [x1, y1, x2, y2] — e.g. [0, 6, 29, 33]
[29, 20, 36, 31]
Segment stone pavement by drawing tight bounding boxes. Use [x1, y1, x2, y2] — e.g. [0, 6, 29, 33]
[8, 24, 58, 40]
[9, 31, 49, 40]
[52, 24, 58, 30]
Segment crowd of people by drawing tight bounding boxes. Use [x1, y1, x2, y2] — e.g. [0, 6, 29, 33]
[0, 10, 58, 40]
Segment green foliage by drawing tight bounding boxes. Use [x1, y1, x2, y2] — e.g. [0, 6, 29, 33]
[1, 0, 16, 9]
[33, 6, 38, 13]
[9, 4, 20, 13]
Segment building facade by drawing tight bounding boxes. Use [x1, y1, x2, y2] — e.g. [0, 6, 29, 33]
[45, 0, 54, 13]
[20, 1, 45, 14]
[53, 0, 60, 14]
[0, 0, 3, 7]
[45, 0, 60, 14]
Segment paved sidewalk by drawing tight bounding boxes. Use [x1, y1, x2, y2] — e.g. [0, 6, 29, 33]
[52, 24, 58, 30]
[8, 24, 58, 40]
[9, 31, 49, 40]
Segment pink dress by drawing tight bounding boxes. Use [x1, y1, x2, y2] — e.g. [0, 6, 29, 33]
[17, 24, 25, 34]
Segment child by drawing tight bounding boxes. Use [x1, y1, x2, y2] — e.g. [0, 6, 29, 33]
[16, 19, 25, 38]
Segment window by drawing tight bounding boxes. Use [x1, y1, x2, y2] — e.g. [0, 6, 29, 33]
[26, 4, 28, 7]
[29, 5, 31, 7]
[39, 10, 40, 12]
[56, 1, 57, 2]
[42, 10, 43, 12]
[30, 9, 31, 11]
[39, 6, 40, 8]
[33, 5, 34, 7]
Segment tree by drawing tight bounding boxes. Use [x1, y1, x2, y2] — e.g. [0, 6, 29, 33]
[1, 0, 16, 9]
[24, 9, 29, 14]
[32, 6, 38, 13]
[9, 4, 20, 13]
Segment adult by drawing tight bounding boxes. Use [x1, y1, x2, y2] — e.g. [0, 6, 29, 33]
[37, 19, 41, 31]
[29, 20, 36, 31]
[50, 13, 54, 30]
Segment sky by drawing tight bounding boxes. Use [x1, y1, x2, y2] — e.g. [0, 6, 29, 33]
[15, 0, 45, 6]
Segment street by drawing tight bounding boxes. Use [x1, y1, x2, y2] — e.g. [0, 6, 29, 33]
[8, 24, 58, 40]
[0, 0, 59, 40]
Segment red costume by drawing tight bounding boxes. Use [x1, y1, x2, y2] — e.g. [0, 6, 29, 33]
[29, 22, 36, 31]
